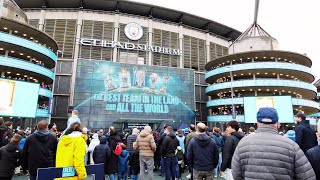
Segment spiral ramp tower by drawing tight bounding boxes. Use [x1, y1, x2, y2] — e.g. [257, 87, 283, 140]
[0, 0, 58, 121]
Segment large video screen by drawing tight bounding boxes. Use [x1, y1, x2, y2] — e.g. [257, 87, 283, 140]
[0, 79, 39, 117]
[244, 96, 294, 123]
[74, 59, 195, 129]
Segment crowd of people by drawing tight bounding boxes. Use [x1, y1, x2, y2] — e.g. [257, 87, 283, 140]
[0, 108, 320, 180]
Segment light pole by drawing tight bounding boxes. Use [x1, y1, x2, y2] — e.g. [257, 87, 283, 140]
[226, 66, 236, 119]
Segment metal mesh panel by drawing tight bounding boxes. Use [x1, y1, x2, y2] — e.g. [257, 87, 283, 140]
[28, 19, 39, 28]
[44, 19, 77, 59]
[79, 20, 113, 60]
[210, 42, 228, 61]
[184, 35, 206, 71]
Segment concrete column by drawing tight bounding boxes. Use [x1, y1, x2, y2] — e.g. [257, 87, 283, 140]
[254, 90, 258, 96]
[69, 10, 83, 106]
[253, 74, 256, 80]
[179, 25, 183, 68]
[112, 14, 120, 62]
[148, 18, 153, 65]
[38, 9, 46, 31]
[206, 32, 210, 63]
[1, 72, 5, 77]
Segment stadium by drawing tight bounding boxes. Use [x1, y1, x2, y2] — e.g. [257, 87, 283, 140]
[13, 0, 242, 130]
[9, 0, 318, 131]
[0, 0, 57, 127]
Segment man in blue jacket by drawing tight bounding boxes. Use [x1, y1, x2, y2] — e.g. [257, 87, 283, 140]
[187, 123, 219, 179]
[295, 113, 317, 152]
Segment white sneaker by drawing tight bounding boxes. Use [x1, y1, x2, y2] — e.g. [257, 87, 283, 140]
[186, 174, 191, 179]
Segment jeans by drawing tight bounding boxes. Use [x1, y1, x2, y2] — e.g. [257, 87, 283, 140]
[164, 156, 176, 180]
[160, 156, 164, 175]
[132, 175, 138, 180]
[109, 174, 116, 180]
[175, 157, 181, 178]
[139, 156, 154, 180]
[118, 166, 128, 180]
[214, 152, 222, 176]
[30, 175, 37, 180]
[193, 169, 214, 180]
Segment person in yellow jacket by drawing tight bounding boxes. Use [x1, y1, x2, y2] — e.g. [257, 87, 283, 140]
[56, 122, 87, 180]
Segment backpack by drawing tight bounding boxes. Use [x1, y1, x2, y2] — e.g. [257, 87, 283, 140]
[0, 128, 9, 148]
[114, 143, 123, 155]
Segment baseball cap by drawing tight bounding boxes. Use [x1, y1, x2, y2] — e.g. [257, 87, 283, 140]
[257, 107, 279, 124]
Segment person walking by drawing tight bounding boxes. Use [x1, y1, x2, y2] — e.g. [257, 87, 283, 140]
[88, 133, 100, 165]
[56, 122, 87, 180]
[162, 126, 179, 180]
[305, 145, 320, 180]
[232, 107, 316, 180]
[106, 126, 122, 180]
[185, 124, 197, 179]
[133, 125, 156, 180]
[0, 134, 22, 180]
[129, 148, 140, 180]
[220, 120, 244, 179]
[212, 127, 223, 178]
[66, 110, 81, 129]
[295, 113, 317, 152]
[93, 135, 111, 165]
[187, 123, 219, 180]
[22, 120, 58, 180]
[118, 143, 130, 180]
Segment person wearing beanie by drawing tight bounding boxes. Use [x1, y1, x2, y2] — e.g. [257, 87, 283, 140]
[232, 107, 316, 180]
[295, 113, 317, 152]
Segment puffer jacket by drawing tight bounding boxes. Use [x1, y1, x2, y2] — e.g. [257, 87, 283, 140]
[93, 136, 111, 165]
[133, 130, 156, 157]
[305, 145, 320, 180]
[232, 126, 316, 180]
[126, 133, 138, 153]
[220, 131, 244, 171]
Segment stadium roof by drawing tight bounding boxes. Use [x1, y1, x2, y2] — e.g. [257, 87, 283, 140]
[14, 0, 242, 40]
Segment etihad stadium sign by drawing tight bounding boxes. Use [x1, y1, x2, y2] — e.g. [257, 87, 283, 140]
[77, 38, 181, 56]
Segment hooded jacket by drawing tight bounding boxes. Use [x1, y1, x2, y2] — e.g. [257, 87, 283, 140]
[0, 142, 21, 178]
[284, 130, 296, 142]
[162, 133, 179, 157]
[93, 136, 110, 165]
[221, 131, 244, 171]
[295, 120, 317, 152]
[232, 126, 316, 180]
[134, 130, 156, 157]
[187, 133, 219, 171]
[88, 134, 100, 165]
[22, 130, 57, 176]
[105, 131, 121, 174]
[56, 131, 87, 180]
[118, 149, 130, 171]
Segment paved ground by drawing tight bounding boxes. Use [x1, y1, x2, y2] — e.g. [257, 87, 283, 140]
[12, 172, 225, 179]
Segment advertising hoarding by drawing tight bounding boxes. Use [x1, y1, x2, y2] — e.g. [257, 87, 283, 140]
[0, 79, 39, 117]
[244, 96, 294, 123]
[74, 59, 195, 129]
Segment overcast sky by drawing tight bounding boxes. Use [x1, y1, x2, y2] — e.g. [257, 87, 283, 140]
[133, 0, 320, 80]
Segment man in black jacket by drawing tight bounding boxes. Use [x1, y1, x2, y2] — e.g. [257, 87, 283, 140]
[221, 120, 244, 178]
[305, 145, 320, 179]
[93, 136, 111, 171]
[22, 120, 58, 180]
[0, 134, 22, 180]
[295, 113, 317, 152]
[162, 126, 179, 180]
[187, 123, 219, 180]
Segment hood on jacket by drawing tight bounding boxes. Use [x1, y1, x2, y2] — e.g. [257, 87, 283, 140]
[212, 132, 221, 138]
[167, 133, 176, 139]
[119, 150, 129, 158]
[34, 130, 51, 142]
[231, 131, 244, 140]
[194, 133, 211, 147]
[140, 130, 151, 137]
[299, 120, 311, 128]
[59, 131, 84, 146]
[5, 142, 19, 152]
[92, 133, 99, 139]
[100, 136, 107, 144]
